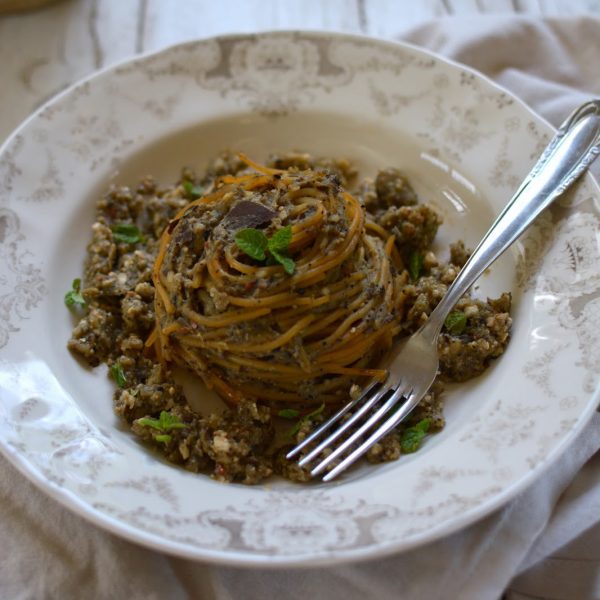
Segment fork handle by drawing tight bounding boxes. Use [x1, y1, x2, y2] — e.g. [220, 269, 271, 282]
[420, 99, 600, 343]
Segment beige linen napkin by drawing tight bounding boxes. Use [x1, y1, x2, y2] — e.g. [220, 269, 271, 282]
[1, 15, 599, 600]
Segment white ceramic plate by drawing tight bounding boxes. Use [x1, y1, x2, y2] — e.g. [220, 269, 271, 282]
[0, 31, 599, 567]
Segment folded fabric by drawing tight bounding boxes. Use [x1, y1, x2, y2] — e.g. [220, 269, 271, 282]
[402, 15, 600, 181]
[0, 14, 599, 600]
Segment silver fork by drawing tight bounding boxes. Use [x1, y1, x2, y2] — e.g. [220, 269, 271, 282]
[287, 99, 600, 482]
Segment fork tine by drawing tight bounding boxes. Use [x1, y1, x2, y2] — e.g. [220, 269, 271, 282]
[285, 379, 381, 459]
[297, 383, 391, 467]
[310, 383, 407, 476]
[322, 387, 424, 482]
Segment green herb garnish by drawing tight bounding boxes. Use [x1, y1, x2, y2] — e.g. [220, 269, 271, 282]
[305, 403, 325, 420]
[268, 225, 292, 251]
[288, 403, 325, 438]
[400, 418, 430, 453]
[278, 408, 300, 419]
[273, 253, 295, 275]
[408, 250, 423, 281]
[268, 225, 294, 274]
[111, 223, 144, 244]
[110, 362, 127, 388]
[154, 434, 172, 444]
[137, 411, 187, 432]
[235, 228, 269, 260]
[64, 278, 86, 309]
[235, 225, 295, 274]
[444, 311, 467, 336]
[182, 181, 204, 198]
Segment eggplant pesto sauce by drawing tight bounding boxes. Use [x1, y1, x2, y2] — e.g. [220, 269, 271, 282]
[66, 152, 511, 484]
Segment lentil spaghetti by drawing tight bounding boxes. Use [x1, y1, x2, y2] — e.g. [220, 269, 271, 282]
[151, 156, 404, 409]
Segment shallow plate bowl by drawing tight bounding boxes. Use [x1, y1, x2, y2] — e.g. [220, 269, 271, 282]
[1, 31, 599, 566]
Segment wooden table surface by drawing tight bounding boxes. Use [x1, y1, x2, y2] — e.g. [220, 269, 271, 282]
[1, 0, 599, 142]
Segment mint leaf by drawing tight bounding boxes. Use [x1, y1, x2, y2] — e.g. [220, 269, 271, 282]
[64, 278, 86, 309]
[182, 180, 203, 198]
[157, 411, 186, 430]
[154, 434, 172, 444]
[235, 226, 295, 275]
[110, 362, 127, 388]
[235, 228, 269, 261]
[111, 223, 144, 244]
[306, 403, 325, 420]
[137, 417, 163, 430]
[278, 408, 300, 419]
[268, 225, 292, 252]
[444, 311, 467, 335]
[137, 411, 186, 431]
[408, 250, 423, 281]
[137, 416, 162, 430]
[400, 418, 430, 453]
[288, 403, 325, 438]
[271, 249, 295, 275]
[268, 225, 294, 273]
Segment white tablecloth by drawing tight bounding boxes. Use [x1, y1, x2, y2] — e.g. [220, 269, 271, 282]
[1, 13, 599, 600]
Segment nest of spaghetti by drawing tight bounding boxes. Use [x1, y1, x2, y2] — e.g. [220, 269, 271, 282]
[152, 159, 408, 411]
